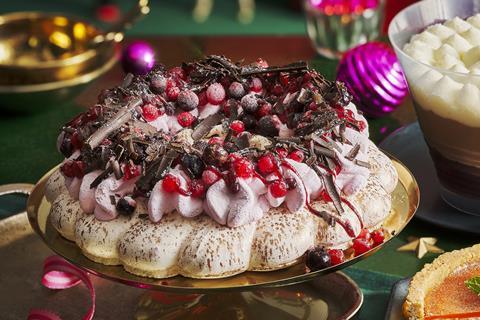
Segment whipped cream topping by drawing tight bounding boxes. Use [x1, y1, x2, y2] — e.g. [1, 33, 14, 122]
[403, 14, 480, 127]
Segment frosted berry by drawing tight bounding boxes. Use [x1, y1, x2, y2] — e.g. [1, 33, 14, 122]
[257, 115, 280, 137]
[168, 66, 187, 80]
[257, 154, 276, 175]
[190, 179, 206, 198]
[198, 91, 208, 106]
[269, 180, 288, 198]
[123, 163, 140, 180]
[177, 90, 199, 111]
[371, 229, 385, 246]
[250, 77, 262, 93]
[202, 169, 221, 186]
[288, 150, 305, 162]
[177, 112, 195, 127]
[230, 120, 245, 135]
[328, 249, 345, 266]
[306, 247, 331, 271]
[162, 174, 180, 193]
[241, 94, 258, 113]
[353, 238, 372, 256]
[166, 85, 180, 101]
[228, 82, 245, 99]
[232, 158, 254, 178]
[357, 229, 371, 241]
[206, 83, 226, 105]
[142, 104, 159, 122]
[256, 102, 272, 118]
[150, 74, 167, 93]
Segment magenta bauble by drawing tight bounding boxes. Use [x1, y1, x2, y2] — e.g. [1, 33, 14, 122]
[121, 41, 156, 75]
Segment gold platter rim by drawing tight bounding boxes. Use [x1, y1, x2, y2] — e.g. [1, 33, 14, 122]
[26, 155, 419, 293]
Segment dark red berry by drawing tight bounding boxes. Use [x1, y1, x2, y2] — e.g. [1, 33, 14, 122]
[240, 94, 258, 113]
[257, 115, 280, 137]
[162, 174, 180, 193]
[198, 91, 208, 106]
[257, 154, 276, 175]
[328, 249, 345, 266]
[306, 247, 331, 271]
[206, 83, 226, 105]
[177, 112, 195, 127]
[230, 120, 245, 135]
[177, 90, 199, 111]
[208, 137, 224, 145]
[180, 153, 205, 178]
[202, 169, 221, 186]
[70, 131, 83, 150]
[269, 180, 288, 198]
[123, 163, 140, 180]
[353, 238, 372, 256]
[371, 229, 385, 246]
[142, 104, 159, 122]
[357, 229, 371, 241]
[272, 84, 283, 96]
[285, 177, 297, 190]
[166, 85, 180, 101]
[250, 77, 262, 93]
[232, 158, 254, 178]
[256, 102, 272, 118]
[228, 81, 246, 99]
[288, 150, 305, 162]
[242, 114, 256, 130]
[275, 147, 288, 158]
[279, 73, 290, 86]
[61, 160, 85, 178]
[255, 58, 269, 68]
[168, 66, 187, 81]
[150, 74, 167, 93]
[190, 179, 206, 198]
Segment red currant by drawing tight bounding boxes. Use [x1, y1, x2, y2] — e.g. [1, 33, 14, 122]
[61, 160, 85, 178]
[190, 179, 206, 198]
[198, 91, 208, 106]
[208, 137, 224, 145]
[142, 104, 159, 122]
[202, 169, 221, 186]
[250, 77, 262, 93]
[166, 85, 180, 101]
[162, 174, 180, 193]
[357, 229, 371, 241]
[353, 238, 372, 256]
[232, 158, 254, 178]
[168, 66, 187, 81]
[230, 120, 245, 135]
[206, 83, 225, 105]
[257, 154, 276, 175]
[275, 147, 288, 159]
[123, 163, 140, 180]
[328, 249, 345, 266]
[269, 180, 288, 198]
[288, 150, 305, 162]
[177, 112, 195, 127]
[371, 229, 385, 246]
[256, 102, 272, 118]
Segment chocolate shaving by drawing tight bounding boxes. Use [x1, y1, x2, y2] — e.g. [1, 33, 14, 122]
[354, 159, 371, 169]
[109, 195, 117, 206]
[110, 159, 122, 179]
[154, 149, 178, 179]
[345, 143, 360, 161]
[313, 145, 335, 158]
[85, 97, 142, 150]
[191, 113, 223, 140]
[318, 171, 344, 214]
[90, 166, 113, 189]
[235, 133, 250, 150]
[121, 73, 134, 88]
[240, 61, 308, 76]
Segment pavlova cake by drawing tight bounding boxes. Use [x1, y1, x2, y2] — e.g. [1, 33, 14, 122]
[45, 56, 398, 279]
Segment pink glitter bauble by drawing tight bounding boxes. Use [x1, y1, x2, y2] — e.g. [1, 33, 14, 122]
[336, 42, 408, 118]
[121, 41, 155, 76]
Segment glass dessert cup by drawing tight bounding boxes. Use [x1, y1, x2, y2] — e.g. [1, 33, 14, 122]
[389, 0, 480, 216]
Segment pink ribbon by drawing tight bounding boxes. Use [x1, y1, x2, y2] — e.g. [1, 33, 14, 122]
[28, 256, 96, 320]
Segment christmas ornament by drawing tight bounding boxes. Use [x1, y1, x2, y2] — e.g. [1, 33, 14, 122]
[397, 237, 444, 259]
[121, 41, 155, 75]
[336, 42, 408, 118]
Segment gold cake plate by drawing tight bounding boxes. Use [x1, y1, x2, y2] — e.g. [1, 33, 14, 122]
[7, 156, 418, 318]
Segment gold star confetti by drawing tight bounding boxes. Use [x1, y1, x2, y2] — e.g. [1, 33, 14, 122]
[397, 237, 445, 259]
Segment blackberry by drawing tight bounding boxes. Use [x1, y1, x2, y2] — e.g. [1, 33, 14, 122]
[306, 247, 331, 271]
[181, 153, 205, 178]
[116, 196, 137, 216]
[228, 81, 246, 99]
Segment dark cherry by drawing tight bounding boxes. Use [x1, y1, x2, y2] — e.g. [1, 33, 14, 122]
[306, 247, 331, 271]
[257, 115, 279, 137]
[203, 144, 228, 166]
[116, 196, 137, 216]
[181, 153, 205, 178]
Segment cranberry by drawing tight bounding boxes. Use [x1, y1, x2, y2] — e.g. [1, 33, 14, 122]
[190, 179, 206, 198]
[353, 238, 372, 256]
[288, 150, 305, 162]
[357, 229, 371, 241]
[230, 120, 245, 135]
[279, 73, 290, 86]
[208, 137, 224, 145]
[250, 77, 262, 93]
[166, 85, 180, 101]
[142, 104, 159, 122]
[241, 94, 258, 114]
[177, 90, 199, 111]
[269, 180, 288, 198]
[371, 229, 385, 246]
[227, 153, 242, 164]
[177, 112, 195, 127]
[257, 154, 276, 175]
[61, 160, 85, 178]
[275, 147, 288, 159]
[308, 102, 318, 111]
[168, 66, 187, 81]
[256, 102, 272, 118]
[162, 174, 180, 193]
[232, 158, 254, 178]
[202, 169, 221, 186]
[70, 131, 83, 150]
[228, 81, 246, 99]
[198, 91, 208, 106]
[123, 163, 140, 180]
[272, 84, 283, 96]
[206, 83, 226, 105]
[328, 249, 345, 266]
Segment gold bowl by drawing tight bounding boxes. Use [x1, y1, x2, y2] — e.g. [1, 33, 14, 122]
[0, 12, 118, 112]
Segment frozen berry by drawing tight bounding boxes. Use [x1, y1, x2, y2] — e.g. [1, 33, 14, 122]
[230, 120, 245, 135]
[61, 160, 85, 178]
[142, 104, 159, 122]
[222, 99, 238, 117]
[232, 158, 254, 178]
[208, 137, 224, 145]
[272, 84, 283, 96]
[279, 73, 290, 86]
[70, 131, 83, 149]
[166, 85, 180, 101]
[162, 174, 180, 193]
[228, 82, 246, 99]
[240, 94, 258, 113]
[328, 249, 345, 266]
[206, 83, 226, 105]
[306, 247, 331, 271]
[285, 177, 297, 190]
[242, 114, 256, 130]
[116, 196, 136, 216]
[371, 229, 385, 246]
[123, 163, 140, 180]
[257, 115, 279, 137]
[288, 150, 305, 162]
[353, 238, 372, 256]
[202, 169, 221, 186]
[227, 153, 242, 164]
[257, 154, 276, 175]
[181, 154, 205, 178]
[177, 112, 195, 127]
[198, 91, 208, 106]
[269, 180, 288, 198]
[168, 66, 187, 81]
[256, 102, 272, 118]
[150, 74, 167, 93]
[177, 90, 199, 111]
[357, 229, 371, 241]
[190, 179, 206, 198]
[250, 77, 262, 93]
[203, 144, 228, 166]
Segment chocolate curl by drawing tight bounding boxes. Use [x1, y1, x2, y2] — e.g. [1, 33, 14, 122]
[191, 113, 223, 140]
[85, 97, 143, 150]
[240, 61, 308, 76]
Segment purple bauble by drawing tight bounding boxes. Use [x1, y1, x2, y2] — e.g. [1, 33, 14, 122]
[336, 42, 408, 118]
[121, 41, 155, 75]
